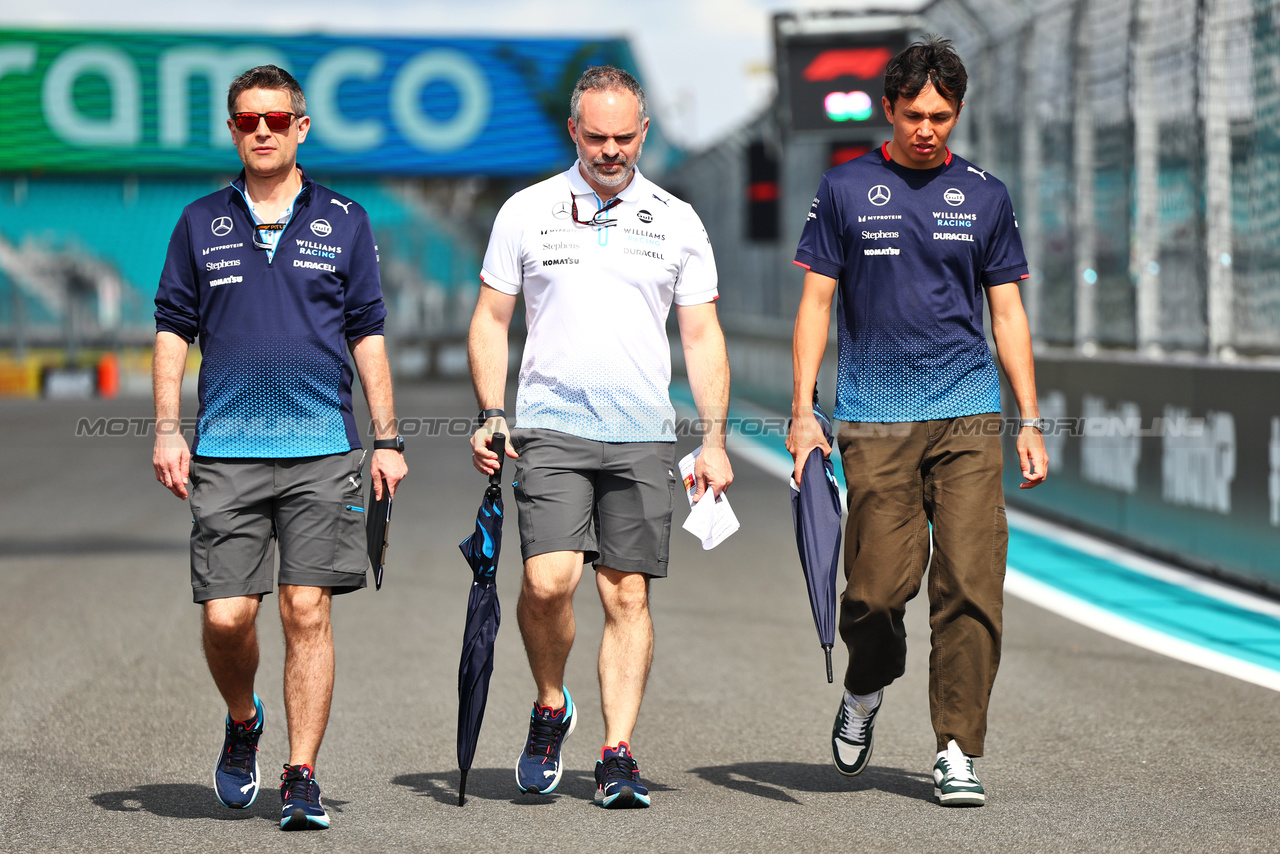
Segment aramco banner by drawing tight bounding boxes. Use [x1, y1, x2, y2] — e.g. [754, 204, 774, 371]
[0, 30, 637, 175]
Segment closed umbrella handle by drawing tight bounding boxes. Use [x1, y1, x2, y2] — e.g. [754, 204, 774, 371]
[489, 433, 506, 488]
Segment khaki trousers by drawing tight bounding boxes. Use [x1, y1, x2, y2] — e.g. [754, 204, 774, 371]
[836, 412, 1007, 756]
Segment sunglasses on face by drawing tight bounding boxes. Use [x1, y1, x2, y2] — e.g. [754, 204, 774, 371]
[231, 111, 298, 133]
[571, 194, 621, 227]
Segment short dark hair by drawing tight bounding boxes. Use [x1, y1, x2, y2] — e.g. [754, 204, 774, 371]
[226, 65, 306, 117]
[569, 65, 647, 124]
[883, 36, 967, 110]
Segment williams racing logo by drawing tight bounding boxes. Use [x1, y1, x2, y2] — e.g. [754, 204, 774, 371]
[933, 211, 977, 228]
[622, 228, 664, 247]
[296, 239, 343, 259]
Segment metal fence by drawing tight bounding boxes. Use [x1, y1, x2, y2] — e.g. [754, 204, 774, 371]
[664, 0, 1280, 360]
[922, 0, 1280, 357]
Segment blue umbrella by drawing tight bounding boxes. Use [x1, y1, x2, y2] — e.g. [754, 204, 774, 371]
[456, 433, 506, 806]
[789, 396, 843, 683]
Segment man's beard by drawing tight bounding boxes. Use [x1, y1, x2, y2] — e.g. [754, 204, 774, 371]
[577, 140, 643, 188]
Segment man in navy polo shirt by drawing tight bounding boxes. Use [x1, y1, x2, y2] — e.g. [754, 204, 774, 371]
[152, 65, 407, 830]
[787, 36, 1048, 807]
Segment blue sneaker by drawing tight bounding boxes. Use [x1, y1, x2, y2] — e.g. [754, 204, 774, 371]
[594, 742, 650, 809]
[213, 694, 263, 808]
[515, 686, 576, 793]
[279, 764, 330, 830]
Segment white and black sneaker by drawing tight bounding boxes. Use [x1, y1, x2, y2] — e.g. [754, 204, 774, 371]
[831, 689, 882, 776]
[933, 740, 985, 806]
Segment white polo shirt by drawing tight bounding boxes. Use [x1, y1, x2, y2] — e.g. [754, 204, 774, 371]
[480, 161, 719, 442]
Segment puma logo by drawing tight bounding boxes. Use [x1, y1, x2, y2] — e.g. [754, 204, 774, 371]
[967, 166, 988, 180]
[330, 198, 353, 213]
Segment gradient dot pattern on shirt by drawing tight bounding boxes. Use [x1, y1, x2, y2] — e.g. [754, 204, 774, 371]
[516, 359, 678, 441]
[833, 326, 1001, 423]
[195, 334, 349, 458]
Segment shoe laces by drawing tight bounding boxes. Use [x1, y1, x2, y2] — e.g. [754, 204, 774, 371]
[280, 765, 315, 802]
[838, 694, 876, 742]
[223, 720, 258, 773]
[600, 749, 638, 783]
[526, 708, 566, 758]
[939, 745, 976, 783]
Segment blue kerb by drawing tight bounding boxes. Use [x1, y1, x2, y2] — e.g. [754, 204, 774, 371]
[1007, 527, 1280, 673]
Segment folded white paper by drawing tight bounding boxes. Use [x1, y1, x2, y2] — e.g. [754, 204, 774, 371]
[678, 446, 739, 549]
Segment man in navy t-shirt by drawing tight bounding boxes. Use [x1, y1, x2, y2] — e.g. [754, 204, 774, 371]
[787, 36, 1048, 807]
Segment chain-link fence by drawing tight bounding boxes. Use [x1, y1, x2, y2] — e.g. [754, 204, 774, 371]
[923, 0, 1280, 357]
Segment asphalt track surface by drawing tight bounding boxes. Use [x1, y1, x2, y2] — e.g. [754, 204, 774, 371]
[1, 381, 1278, 853]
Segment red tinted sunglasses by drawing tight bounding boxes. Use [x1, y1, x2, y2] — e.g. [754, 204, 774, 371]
[231, 111, 297, 133]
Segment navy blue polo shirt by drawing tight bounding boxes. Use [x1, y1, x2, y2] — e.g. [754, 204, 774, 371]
[155, 168, 386, 458]
[795, 144, 1029, 423]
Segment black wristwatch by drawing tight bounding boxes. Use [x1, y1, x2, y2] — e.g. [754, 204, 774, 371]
[373, 436, 404, 452]
[477, 408, 506, 427]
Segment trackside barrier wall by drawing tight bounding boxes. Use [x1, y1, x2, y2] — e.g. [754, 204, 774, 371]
[1001, 354, 1280, 592]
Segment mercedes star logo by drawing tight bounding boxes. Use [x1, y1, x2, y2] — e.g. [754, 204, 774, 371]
[868, 185, 891, 206]
[552, 201, 571, 219]
[211, 216, 233, 237]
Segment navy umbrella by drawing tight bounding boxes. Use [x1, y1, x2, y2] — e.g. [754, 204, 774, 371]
[456, 433, 506, 806]
[789, 396, 843, 683]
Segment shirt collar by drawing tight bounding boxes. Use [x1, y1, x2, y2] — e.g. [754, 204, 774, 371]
[230, 165, 313, 206]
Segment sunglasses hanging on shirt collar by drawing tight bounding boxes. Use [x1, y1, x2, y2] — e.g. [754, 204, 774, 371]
[570, 193, 621, 227]
[252, 222, 286, 250]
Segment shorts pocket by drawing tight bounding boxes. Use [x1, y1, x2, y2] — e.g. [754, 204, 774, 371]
[332, 501, 368, 573]
[658, 466, 676, 560]
[511, 454, 534, 547]
[333, 453, 367, 573]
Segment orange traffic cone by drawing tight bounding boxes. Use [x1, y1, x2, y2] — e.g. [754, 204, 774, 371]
[97, 352, 120, 399]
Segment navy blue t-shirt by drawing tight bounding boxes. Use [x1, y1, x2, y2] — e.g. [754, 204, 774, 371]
[795, 144, 1028, 423]
[155, 168, 386, 458]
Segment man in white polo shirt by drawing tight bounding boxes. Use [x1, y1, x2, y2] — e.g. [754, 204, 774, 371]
[468, 65, 732, 809]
